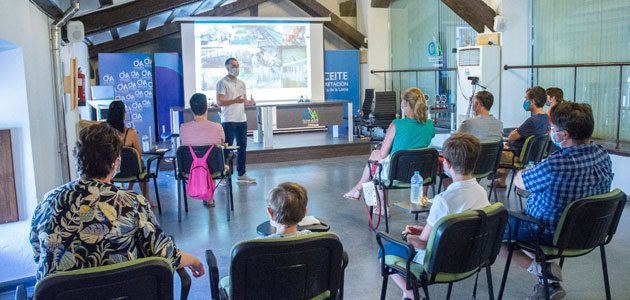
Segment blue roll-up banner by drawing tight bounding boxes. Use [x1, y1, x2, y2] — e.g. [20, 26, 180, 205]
[324, 50, 360, 115]
[99, 53, 155, 142]
[154, 53, 184, 136]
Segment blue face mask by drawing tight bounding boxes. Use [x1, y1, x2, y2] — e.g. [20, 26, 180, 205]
[523, 100, 531, 111]
[442, 161, 451, 178]
[551, 131, 563, 148]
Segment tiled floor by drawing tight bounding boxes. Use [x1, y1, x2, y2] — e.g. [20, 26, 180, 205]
[5, 154, 630, 299]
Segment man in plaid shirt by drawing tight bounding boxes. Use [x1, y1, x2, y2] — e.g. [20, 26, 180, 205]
[505, 101, 613, 300]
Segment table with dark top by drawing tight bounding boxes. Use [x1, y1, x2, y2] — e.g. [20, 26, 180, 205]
[393, 201, 432, 221]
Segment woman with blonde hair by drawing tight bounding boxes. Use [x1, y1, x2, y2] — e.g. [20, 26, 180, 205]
[344, 88, 435, 211]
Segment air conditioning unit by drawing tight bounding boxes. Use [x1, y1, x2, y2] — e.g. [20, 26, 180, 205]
[456, 45, 501, 126]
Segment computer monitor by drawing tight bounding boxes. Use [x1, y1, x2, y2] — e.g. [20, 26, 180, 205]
[91, 85, 115, 100]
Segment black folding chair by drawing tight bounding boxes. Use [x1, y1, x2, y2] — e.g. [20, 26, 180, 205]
[377, 203, 508, 300]
[371, 148, 439, 233]
[113, 147, 162, 213]
[437, 141, 503, 202]
[207, 232, 348, 300]
[500, 134, 548, 199]
[174, 145, 234, 222]
[498, 189, 626, 300]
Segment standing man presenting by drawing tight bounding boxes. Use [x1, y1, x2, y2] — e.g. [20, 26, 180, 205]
[217, 57, 256, 183]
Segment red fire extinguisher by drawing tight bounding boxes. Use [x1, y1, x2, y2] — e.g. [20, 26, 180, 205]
[77, 68, 86, 106]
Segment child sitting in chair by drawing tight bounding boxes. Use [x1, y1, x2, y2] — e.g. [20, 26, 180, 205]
[265, 182, 311, 239]
[387, 133, 491, 300]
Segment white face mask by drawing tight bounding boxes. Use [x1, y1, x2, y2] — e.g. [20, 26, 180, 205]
[400, 102, 405, 115]
[229, 67, 239, 77]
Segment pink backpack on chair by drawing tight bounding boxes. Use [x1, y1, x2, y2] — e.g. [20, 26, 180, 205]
[186, 145, 216, 201]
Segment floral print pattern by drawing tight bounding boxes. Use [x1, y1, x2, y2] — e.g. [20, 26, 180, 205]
[30, 180, 181, 280]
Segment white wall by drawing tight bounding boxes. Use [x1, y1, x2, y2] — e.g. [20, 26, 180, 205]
[0, 1, 62, 200]
[364, 2, 389, 92]
[495, 0, 531, 127]
[0, 43, 39, 282]
[0, 0, 66, 282]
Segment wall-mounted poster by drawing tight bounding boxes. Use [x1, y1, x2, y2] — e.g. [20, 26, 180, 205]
[99, 53, 155, 143]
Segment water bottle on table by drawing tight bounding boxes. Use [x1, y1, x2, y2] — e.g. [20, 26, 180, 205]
[410, 171, 423, 204]
[142, 134, 149, 152]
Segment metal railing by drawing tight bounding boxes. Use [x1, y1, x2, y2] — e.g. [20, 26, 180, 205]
[504, 62, 630, 152]
[370, 67, 457, 93]
[370, 68, 458, 130]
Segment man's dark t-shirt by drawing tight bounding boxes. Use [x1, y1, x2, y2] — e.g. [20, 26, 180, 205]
[508, 113, 549, 156]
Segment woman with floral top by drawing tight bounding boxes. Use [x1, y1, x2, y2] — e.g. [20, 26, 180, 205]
[30, 123, 204, 280]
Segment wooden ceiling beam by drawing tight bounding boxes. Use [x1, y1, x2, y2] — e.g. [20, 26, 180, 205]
[109, 28, 119, 39]
[88, 22, 180, 59]
[288, 0, 367, 48]
[195, 0, 267, 17]
[370, 0, 392, 8]
[139, 18, 149, 32]
[98, 0, 114, 8]
[441, 0, 496, 33]
[88, 0, 263, 59]
[164, 8, 180, 24]
[29, 0, 63, 20]
[72, 0, 201, 35]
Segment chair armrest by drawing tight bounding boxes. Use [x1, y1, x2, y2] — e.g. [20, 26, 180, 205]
[165, 155, 178, 179]
[205, 249, 220, 300]
[176, 268, 191, 300]
[376, 232, 417, 291]
[146, 155, 160, 176]
[339, 251, 349, 300]
[508, 211, 545, 235]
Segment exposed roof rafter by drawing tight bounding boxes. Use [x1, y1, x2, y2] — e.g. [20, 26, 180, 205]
[73, 0, 201, 36]
[89, 22, 181, 59]
[441, 0, 496, 33]
[29, 0, 63, 20]
[288, 0, 367, 48]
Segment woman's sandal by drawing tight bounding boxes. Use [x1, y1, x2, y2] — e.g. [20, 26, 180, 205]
[343, 187, 361, 201]
[372, 206, 391, 217]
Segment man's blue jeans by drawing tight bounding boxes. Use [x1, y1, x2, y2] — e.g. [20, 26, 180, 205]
[222, 122, 247, 176]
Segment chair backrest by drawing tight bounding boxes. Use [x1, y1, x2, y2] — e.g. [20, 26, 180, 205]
[228, 232, 344, 300]
[114, 146, 143, 179]
[361, 89, 375, 118]
[34, 257, 174, 300]
[373, 91, 397, 128]
[553, 189, 626, 252]
[473, 141, 503, 179]
[176, 144, 225, 179]
[388, 148, 439, 186]
[424, 203, 508, 282]
[519, 134, 549, 164]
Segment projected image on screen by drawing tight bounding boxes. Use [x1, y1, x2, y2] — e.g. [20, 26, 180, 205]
[194, 23, 311, 101]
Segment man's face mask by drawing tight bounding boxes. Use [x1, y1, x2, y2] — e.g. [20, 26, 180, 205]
[229, 67, 239, 77]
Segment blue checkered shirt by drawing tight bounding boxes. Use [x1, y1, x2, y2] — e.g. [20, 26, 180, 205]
[522, 142, 613, 237]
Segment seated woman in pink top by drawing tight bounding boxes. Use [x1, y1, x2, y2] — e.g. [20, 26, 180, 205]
[180, 93, 226, 146]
